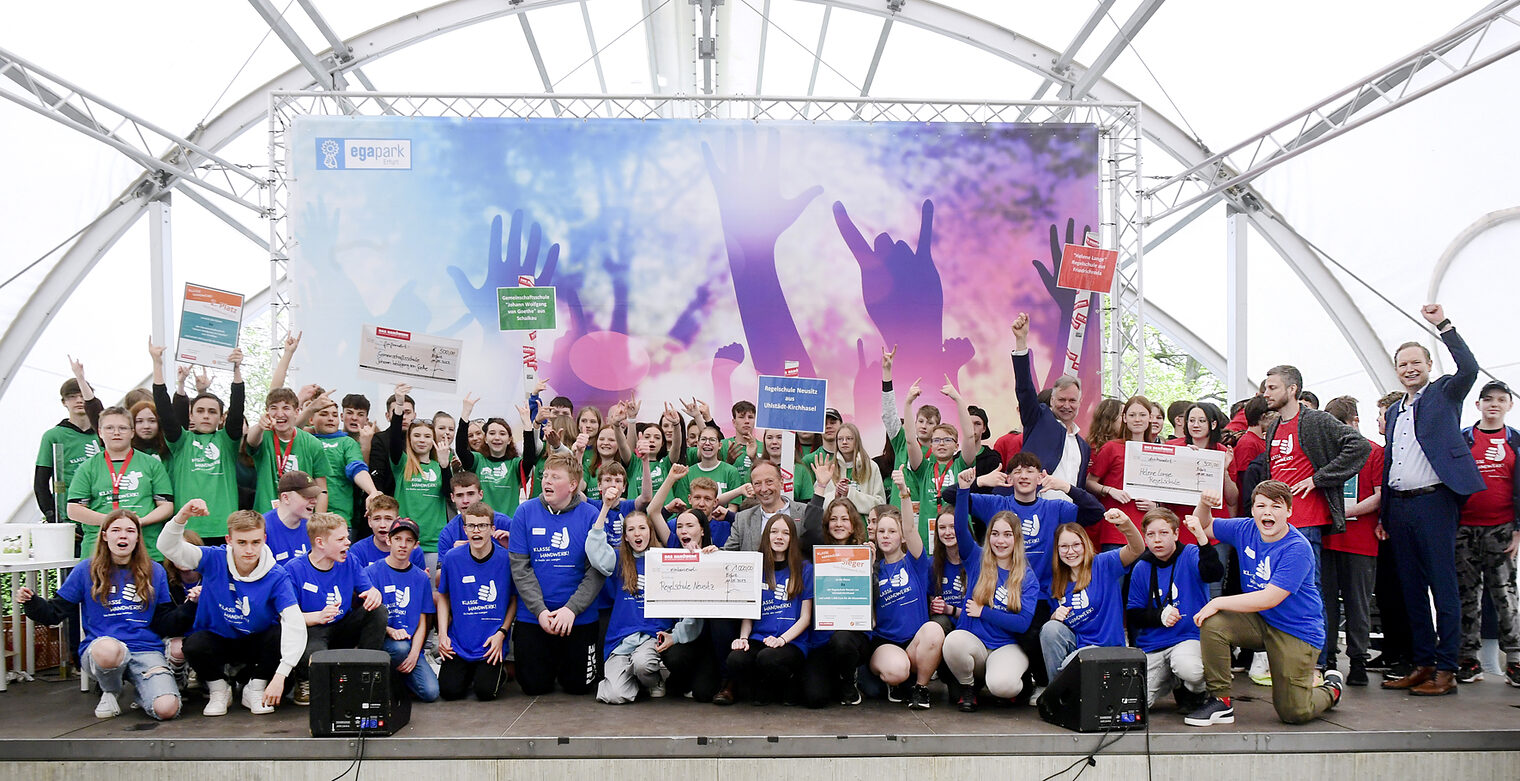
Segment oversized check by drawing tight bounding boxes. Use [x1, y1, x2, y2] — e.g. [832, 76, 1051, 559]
[357, 324, 463, 392]
[813, 545, 873, 631]
[1121, 441, 1227, 506]
[645, 550, 762, 619]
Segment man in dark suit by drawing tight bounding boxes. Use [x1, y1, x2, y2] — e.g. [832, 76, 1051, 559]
[1009, 313, 1090, 500]
[1381, 304, 1485, 696]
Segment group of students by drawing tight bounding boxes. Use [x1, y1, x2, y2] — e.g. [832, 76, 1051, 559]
[21, 305, 1515, 729]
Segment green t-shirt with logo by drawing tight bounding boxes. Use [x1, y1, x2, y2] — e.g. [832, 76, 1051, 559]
[626, 456, 672, 501]
[392, 455, 447, 552]
[247, 429, 329, 514]
[720, 437, 755, 484]
[37, 423, 100, 520]
[67, 449, 172, 560]
[674, 460, 743, 505]
[316, 432, 367, 523]
[469, 452, 524, 517]
[166, 428, 241, 539]
[905, 453, 969, 540]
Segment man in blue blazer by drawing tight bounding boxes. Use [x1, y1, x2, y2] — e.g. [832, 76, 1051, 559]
[1381, 304, 1484, 697]
[1009, 313, 1090, 499]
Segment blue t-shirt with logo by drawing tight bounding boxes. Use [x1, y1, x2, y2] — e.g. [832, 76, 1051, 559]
[664, 514, 733, 549]
[967, 493, 1079, 601]
[283, 554, 375, 617]
[262, 509, 309, 565]
[347, 536, 426, 570]
[602, 554, 674, 659]
[437, 545, 515, 661]
[874, 550, 931, 644]
[752, 561, 813, 643]
[955, 564, 1041, 650]
[943, 491, 985, 610]
[436, 511, 512, 555]
[1058, 548, 1129, 648]
[57, 561, 172, 657]
[1212, 518, 1325, 648]
[508, 498, 601, 626]
[1127, 545, 1210, 652]
[191, 546, 300, 638]
[365, 560, 435, 636]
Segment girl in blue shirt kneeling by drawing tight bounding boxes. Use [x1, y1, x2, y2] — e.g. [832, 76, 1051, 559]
[718, 514, 813, 705]
[1039, 510, 1145, 684]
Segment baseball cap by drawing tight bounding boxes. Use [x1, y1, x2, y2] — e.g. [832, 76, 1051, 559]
[277, 470, 322, 498]
[824, 407, 843, 422]
[967, 405, 991, 441]
[1480, 380, 1514, 399]
[388, 517, 421, 540]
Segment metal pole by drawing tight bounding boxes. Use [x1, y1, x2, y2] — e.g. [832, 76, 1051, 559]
[1226, 207, 1250, 401]
[148, 196, 175, 351]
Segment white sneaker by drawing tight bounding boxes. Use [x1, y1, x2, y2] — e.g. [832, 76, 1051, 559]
[94, 691, 121, 719]
[242, 679, 275, 715]
[1249, 654, 1273, 686]
[648, 682, 667, 699]
[203, 680, 232, 717]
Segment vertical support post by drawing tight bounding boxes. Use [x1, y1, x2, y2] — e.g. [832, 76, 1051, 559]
[148, 196, 175, 351]
[1226, 207, 1250, 401]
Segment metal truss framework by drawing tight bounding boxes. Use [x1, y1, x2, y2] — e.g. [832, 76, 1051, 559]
[266, 92, 1144, 397]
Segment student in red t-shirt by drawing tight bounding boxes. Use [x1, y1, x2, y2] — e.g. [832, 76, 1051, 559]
[1456, 380, 1520, 686]
[1085, 396, 1162, 550]
[1321, 397, 1384, 686]
[1231, 397, 1273, 502]
[1175, 403, 1240, 517]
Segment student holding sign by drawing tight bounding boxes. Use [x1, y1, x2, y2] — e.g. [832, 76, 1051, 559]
[717, 514, 814, 706]
[1086, 395, 1161, 549]
[801, 482, 871, 707]
[456, 393, 536, 517]
[1039, 509, 1144, 684]
[149, 341, 246, 543]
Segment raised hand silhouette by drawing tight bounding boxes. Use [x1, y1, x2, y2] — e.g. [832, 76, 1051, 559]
[1031, 218, 1095, 387]
[833, 198, 944, 362]
[701, 127, 823, 377]
[446, 210, 561, 334]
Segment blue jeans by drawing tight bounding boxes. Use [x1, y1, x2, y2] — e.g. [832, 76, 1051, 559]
[1039, 621, 1082, 685]
[1297, 525, 1327, 665]
[385, 637, 440, 702]
[84, 641, 180, 719]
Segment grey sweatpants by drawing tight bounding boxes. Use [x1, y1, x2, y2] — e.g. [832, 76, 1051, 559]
[596, 637, 667, 704]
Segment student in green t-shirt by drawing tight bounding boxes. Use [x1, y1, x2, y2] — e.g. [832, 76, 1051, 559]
[902, 379, 980, 542]
[720, 400, 758, 483]
[386, 383, 451, 565]
[243, 387, 330, 514]
[673, 423, 743, 505]
[148, 341, 247, 543]
[36, 361, 103, 524]
[67, 406, 173, 559]
[454, 392, 536, 517]
[624, 419, 674, 501]
[579, 424, 626, 490]
[307, 395, 382, 530]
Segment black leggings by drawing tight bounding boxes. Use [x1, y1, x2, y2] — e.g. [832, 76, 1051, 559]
[1017, 599, 1054, 688]
[801, 632, 867, 708]
[439, 657, 506, 701]
[662, 634, 722, 702]
[514, 620, 599, 696]
[184, 626, 282, 684]
[725, 642, 806, 703]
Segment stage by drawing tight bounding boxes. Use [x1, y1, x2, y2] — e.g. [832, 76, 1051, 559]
[1, 672, 1516, 780]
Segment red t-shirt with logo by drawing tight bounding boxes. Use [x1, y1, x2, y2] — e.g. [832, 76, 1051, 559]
[1088, 440, 1140, 547]
[1268, 415, 1330, 528]
[1325, 441, 1383, 556]
[1462, 428, 1515, 527]
[1232, 430, 1266, 487]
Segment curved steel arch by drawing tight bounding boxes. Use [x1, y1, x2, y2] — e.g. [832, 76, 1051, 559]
[0, 0, 1398, 410]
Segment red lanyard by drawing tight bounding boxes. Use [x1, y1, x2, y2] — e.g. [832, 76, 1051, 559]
[273, 434, 295, 477]
[932, 458, 952, 493]
[104, 450, 134, 509]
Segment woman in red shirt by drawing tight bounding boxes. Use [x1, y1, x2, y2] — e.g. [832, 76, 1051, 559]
[1085, 396, 1156, 550]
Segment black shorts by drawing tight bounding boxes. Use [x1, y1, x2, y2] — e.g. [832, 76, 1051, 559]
[865, 635, 912, 656]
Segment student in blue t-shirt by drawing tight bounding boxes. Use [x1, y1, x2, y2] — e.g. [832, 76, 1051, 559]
[283, 512, 386, 705]
[19, 509, 182, 720]
[1185, 482, 1344, 727]
[347, 495, 426, 570]
[1039, 508, 1144, 684]
[436, 502, 517, 701]
[435, 473, 512, 555]
[927, 477, 981, 706]
[867, 479, 941, 711]
[158, 500, 306, 718]
[366, 517, 439, 702]
[508, 453, 608, 696]
[262, 470, 321, 565]
[718, 513, 814, 706]
[1125, 507, 1225, 710]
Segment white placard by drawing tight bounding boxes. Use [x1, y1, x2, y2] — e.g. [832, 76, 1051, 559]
[356, 324, 462, 392]
[644, 549, 762, 619]
[1121, 441, 1227, 506]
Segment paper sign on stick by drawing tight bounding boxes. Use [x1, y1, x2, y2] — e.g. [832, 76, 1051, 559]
[175, 283, 244, 368]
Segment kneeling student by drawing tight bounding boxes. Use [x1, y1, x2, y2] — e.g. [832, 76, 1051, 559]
[1186, 483, 1344, 726]
[19, 509, 182, 720]
[436, 501, 517, 701]
[159, 501, 306, 716]
[284, 512, 387, 705]
[347, 495, 426, 569]
[364, 518, 440, 702]
[1126, 507, 1224, 710]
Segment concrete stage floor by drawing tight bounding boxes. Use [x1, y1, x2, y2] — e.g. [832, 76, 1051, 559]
[1, 669, 1517, 762]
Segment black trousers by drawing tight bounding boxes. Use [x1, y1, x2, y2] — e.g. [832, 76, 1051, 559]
[184, 625, 282, 684]
[662, 633, 722, 702]
[725, 642, 806, 703]
[801, 631, 867, 708]
[1375, 536, 1413, 662]
[439, 656, 506, 701]
[297, 603, 388, 679]
[1017, 599, 1055, 688]
[514, 620, 599, 696]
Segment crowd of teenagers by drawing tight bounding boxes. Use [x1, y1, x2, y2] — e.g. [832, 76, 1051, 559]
[20, 304, 1518, 729]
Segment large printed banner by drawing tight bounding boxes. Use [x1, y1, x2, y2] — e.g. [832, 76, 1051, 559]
[289, 118, 1101, 444]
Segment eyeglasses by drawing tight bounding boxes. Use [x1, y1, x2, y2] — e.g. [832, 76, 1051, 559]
[100, 425, 131, 434]
[930, 437, 957, 445]
[1057, 544, 1085, 552]
[463, 523, 493, 531]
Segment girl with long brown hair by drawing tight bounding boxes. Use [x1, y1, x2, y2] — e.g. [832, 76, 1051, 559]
[18, 509, 182, 720]
[1086, 395, 1158, 550]
[718, 513, 813, 705]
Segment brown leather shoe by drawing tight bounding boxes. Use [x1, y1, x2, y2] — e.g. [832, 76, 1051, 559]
[1381, 665, 1435, 690]
[712, 682, 736, 706]
[1410, 670, 1458, 696]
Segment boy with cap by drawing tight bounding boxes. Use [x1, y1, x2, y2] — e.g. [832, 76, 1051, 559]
[365, 517, 439, 701]
[1457, 380, 1520, 685]
[284, 512, 386, 705]
[263, 471, 321, 565]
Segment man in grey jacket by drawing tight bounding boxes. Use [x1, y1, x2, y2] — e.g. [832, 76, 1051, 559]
[722, 461, 813, 554]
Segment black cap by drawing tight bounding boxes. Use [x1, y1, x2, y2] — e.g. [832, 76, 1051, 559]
[824, 408, 842, 422]
[276, 470, 321, 498]
[967, 405, 991, 441]
[388, 518, 421, 540]
[1480, 380, 1514, 399]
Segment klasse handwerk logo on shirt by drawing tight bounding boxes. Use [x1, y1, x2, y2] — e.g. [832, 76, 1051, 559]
[478, 580, 497, 603]
[1255, 556, 1273, 582]
[994, 584, 1009, 606]
[115, 471, 142, 492]
[195, 441, 221, 462]
[119, 583, 140, 604]
[1277, 434, 1293, 456]
[394, 586, 411, 609]
[550, 528, 570, 550]
[889, 569, 910, 588]
[1068, 589, 1090, 610]
[773, 582, 788, 601]
[236, 596, 251, 616]
[1022, 514, 1040, 539]
[1485, 441, 1505, 462]
[325, 586, 343, 607]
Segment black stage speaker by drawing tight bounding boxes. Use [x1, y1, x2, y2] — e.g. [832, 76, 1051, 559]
[309, 649, 410, 737]
[1037, 646, 1147, 732]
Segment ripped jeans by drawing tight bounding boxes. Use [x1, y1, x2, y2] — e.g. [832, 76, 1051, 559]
[84, 640, 181, 720]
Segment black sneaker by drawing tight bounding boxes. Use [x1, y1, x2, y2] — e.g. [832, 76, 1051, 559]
[957, 689, 979, 712]
[1184, 696, 1234, 727]
[1174, 686, 1208, 712]
[1505, 663, 1520, 687]
[839, 675, 862, 706]
[1455, 659, 1484, 683]
[887, 684, 906, 703]
[1324, 669, 1344, 709]
[1347, 659, 1368, 687]
[1383, 661, 1415, 681]
[907, 684, 931, 710]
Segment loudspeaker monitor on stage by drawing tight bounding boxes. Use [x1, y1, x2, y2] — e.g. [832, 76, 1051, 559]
[1037, 646, 1147, 733]
[309, 649, 411, 737]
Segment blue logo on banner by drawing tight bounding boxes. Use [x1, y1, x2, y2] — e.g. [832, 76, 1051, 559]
[315, 138, 412, 170]
[756, 375, 828, 433]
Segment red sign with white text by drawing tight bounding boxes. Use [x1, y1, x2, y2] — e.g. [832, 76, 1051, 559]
[1056, 243, 1120, 294]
